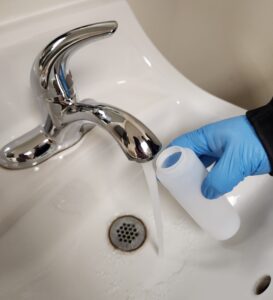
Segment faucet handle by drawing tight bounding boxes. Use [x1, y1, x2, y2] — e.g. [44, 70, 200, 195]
[32, 21, 118, 106]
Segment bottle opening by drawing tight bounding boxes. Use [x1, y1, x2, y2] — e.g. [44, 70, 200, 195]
[156, 146, 184, 171]
[161, 151, 182, 168]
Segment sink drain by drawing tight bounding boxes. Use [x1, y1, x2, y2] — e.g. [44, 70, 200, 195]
[108, 215, 146, 252]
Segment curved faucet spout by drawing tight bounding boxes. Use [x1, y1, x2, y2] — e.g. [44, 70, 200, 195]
[65, 101, 161, 162]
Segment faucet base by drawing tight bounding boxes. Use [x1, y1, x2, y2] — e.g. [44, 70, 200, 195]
[0, 122, 94, 170]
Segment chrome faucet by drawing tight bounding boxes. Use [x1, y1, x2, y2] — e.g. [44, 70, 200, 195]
[0, 21, 161, 169]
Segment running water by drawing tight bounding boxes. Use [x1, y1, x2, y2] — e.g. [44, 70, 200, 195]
[142, 161, 164, 256]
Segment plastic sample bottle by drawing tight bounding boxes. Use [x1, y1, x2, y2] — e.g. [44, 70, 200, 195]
[156, 146, 240, 240]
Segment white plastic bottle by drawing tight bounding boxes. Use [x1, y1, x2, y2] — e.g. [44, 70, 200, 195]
[156, 146, 240, 240]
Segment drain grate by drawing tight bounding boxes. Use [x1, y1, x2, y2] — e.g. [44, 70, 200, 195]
[108, 215, 146, 252]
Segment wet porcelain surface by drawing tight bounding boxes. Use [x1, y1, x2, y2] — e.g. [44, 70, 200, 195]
[0, 1, 273, 299]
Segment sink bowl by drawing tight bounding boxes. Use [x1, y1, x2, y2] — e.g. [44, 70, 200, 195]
[1, 1, 273, 299]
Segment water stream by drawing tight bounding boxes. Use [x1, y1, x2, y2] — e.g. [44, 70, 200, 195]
[142, 162, 164, 256]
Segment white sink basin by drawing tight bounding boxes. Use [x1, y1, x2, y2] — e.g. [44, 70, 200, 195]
[1, 1, 273, 299]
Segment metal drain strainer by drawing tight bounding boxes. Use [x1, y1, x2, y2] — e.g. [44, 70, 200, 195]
[108, 215, 146, 252]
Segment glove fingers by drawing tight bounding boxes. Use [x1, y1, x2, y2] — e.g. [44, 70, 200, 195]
[169, 128, 214, 157]
[201, 150, 245, 199]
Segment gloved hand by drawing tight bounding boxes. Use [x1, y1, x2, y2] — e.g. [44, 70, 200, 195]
[168, 115, 271, 199]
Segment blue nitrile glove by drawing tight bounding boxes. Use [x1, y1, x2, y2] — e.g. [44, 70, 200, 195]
[168, 115, 271, 199]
